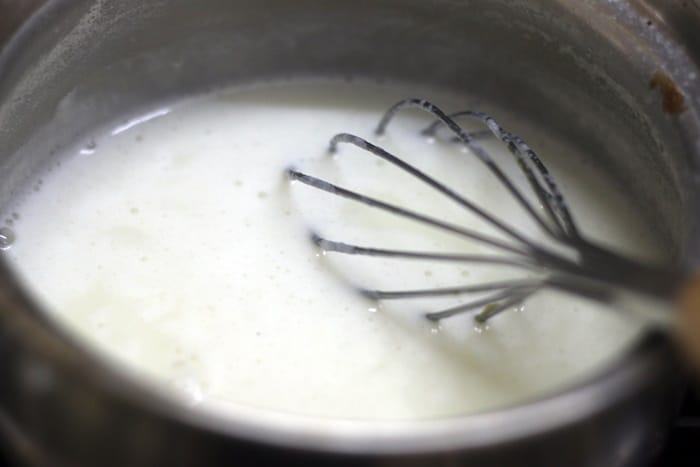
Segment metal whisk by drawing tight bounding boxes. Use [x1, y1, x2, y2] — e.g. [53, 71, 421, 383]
[287, 99, 683, 325]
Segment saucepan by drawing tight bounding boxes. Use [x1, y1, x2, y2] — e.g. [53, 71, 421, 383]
[0, 0, 699, 465]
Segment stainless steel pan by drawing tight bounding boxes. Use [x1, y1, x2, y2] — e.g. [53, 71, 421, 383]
[0, 1, 699, 465]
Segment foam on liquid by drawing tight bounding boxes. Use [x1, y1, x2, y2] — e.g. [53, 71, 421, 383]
[2, 82, 662, 420]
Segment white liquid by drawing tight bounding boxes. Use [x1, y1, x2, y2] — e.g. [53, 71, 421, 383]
[4, 82, 662, 420]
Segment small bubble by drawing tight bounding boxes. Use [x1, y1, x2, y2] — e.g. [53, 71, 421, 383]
[425, 136, 436, 144]
[80, 139, 97, 155]
[430, 324, 443, 335]
[0, 227, 15, 250]
[368, 307, 378, 313]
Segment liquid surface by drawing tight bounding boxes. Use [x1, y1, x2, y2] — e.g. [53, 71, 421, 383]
[3, 82, 661, 420]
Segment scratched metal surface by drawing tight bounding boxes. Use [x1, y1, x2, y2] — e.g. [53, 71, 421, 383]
[0, 1, 44, 47]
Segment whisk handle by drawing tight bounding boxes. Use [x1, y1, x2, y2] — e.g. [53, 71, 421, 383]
[678, 273, 700, 370]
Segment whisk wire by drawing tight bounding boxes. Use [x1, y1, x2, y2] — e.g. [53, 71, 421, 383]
[323, 132, 587, 276]
[308, 232, 538, 270]
[287, 168, 529, 256]
[510, 134, 581, 239]
[423, 111, 581, 240]
[359, 278, 544, 300]
[473, 290, 536, 323]
[374, 98, 566, 240]
[328, 133, 543, 251]
[425, 285, 538, 321]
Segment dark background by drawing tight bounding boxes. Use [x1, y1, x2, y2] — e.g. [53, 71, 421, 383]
[654, 391, 700, 466]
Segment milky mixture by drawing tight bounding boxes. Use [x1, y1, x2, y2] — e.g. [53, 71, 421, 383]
[2, 82, 662, 420]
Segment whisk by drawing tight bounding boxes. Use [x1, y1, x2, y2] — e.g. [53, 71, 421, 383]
[286, 98, 690, 328]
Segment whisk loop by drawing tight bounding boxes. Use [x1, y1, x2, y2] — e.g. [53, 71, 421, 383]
[288, 98, 678, 323]
[421, 110, 580, 240]
[376, 99, 572, 242]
